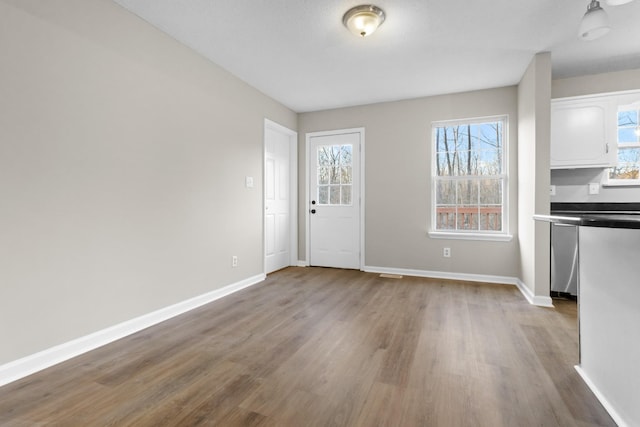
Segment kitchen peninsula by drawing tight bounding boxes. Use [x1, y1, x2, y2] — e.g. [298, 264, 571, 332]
[534, 212, 640, 427]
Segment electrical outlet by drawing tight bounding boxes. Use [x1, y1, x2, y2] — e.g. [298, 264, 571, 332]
[550, 185, 556, 196]
[588, 182, 600, 195]
[232, 256, 238, 267]
[443, 247, 451, 258]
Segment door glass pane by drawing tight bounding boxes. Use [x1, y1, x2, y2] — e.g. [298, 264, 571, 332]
[316, 144, 354, 205]
[318, 167, 330, 185]
[341, 145, 352, 165]
[341, 166, 352, 184]
[330, 166, 340, 184]
[329, 185, 341, 204]
[318, 147, 331, 166]
[341, 185, 352, 205]
[318, 186, 329, 204]
[331, 145, 341, 162]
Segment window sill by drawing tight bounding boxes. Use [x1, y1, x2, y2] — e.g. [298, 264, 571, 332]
[428, 231, 513, 242]
[603, 180, 640, 187]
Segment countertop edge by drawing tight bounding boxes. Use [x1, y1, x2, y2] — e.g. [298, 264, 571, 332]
[533, 214, 581, 224]
[533, 214, 640, 229]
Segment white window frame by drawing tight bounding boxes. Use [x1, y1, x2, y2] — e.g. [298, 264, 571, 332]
[428, 115, 511, 242]
[606, 101, 640, 187]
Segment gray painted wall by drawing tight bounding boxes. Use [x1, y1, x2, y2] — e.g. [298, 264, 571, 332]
[298, 87, 521, 278]
[0, 0, 296, 364]
[552, 69, 640, 99]
[551, 69, 640, 203]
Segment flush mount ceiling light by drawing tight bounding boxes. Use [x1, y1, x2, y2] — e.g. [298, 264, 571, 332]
[342, 5, 386, 37]
[578, 0, 611, 40]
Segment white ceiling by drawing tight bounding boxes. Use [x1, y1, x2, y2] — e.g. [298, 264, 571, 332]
[112, 0, 640, 112]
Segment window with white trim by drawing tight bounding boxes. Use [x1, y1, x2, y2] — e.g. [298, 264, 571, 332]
[430, 116, 509, 240]
[608, 104, 640, 184]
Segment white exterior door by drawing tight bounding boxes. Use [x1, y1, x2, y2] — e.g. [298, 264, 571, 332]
[308, 130, 362, 269]
[265, 120, 296, 274]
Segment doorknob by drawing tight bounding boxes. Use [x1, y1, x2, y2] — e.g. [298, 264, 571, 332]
[311, 200, 316, 205]
[311, 209, 316, 214]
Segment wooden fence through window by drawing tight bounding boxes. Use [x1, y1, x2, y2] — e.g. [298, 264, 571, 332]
[436, 206, 502, 231]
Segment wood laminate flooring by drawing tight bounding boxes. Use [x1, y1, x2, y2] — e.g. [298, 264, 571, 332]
[0, 267, 615, 426]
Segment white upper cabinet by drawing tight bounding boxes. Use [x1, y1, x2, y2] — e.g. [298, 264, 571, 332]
[550, 96, 617, 169]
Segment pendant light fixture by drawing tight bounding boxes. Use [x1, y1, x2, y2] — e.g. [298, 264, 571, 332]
[578, 0, 610, 40]
[343, 5, 386, 37]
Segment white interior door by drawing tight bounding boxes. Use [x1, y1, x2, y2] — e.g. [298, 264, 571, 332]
[308, 130, 361, 269]
[265, 120, 296, 274]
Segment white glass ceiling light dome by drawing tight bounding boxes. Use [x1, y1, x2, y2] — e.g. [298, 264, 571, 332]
[578, 0, 611, 40]
[343, 5, 386, 37]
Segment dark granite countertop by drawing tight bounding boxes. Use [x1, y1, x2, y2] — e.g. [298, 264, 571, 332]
[576, 213, 640, 229]
[535, 203, 640, 229]
[551, 202, 640, 213]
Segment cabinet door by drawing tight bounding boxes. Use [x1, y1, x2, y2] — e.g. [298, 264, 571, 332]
[550, 98, 616, 169]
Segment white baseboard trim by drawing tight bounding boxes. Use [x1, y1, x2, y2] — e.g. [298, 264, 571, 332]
[364, 265, 517, 286]
[297, 260, 309, 267]
[363, 266, 554, 307]
[575, 365, 628, 427]
[514, 278, 554, 307]
[0, 274, 265, 388]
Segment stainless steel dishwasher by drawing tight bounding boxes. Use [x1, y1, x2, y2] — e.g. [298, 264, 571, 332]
[547, 203, 640, 298]
[550, 222, 579, 297]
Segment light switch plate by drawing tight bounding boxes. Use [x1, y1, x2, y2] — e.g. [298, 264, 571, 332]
[245, 176, 254, 188]
[550, 185, 556, 196]
[588, 182, 600, 195]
